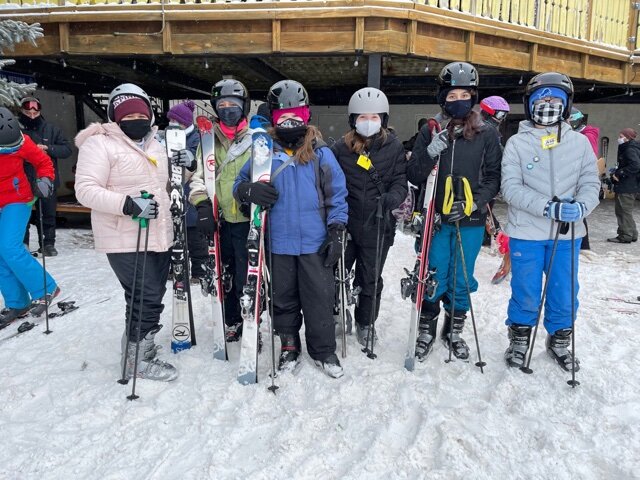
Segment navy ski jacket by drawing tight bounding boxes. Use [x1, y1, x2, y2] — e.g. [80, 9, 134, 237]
[233, 143, 348, 256]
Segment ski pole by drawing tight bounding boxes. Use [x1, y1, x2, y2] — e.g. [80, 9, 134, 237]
[266, 214, 279, 394]
[128, 217, 152, 401]
[521, 221, 564, 374]
[118, 219, 142, 385]
[567, 221, 580, 388]
[338, 229, 348, 359]
[363, 198, 384, 360]
[454, 221, 486, 373]
[126, 191, 153, 400]
[36, 200, 53, 335]
[445, 227, 458, 364]
[182, 203, 197, 347]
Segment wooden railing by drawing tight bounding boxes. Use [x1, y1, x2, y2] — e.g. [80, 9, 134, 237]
[2, 0, 639, 50]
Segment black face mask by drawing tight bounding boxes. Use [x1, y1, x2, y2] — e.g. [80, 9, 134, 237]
[19, 113, 43, 130]
[444, 99, 473, 119]
[275, 119, 307, 146]
[218, 106, 243, 127]
[119, 119, 151, 140]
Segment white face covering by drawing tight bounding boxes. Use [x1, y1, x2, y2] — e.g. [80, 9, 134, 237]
[618, 137, 627, 145]
[355, 119, 382, 138]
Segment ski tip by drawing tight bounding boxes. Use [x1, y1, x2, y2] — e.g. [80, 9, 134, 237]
[196, 115, 213, 131]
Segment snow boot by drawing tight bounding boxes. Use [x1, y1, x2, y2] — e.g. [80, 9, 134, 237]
[546, 328, 580, 372]
[121, 329, 178, 382]
[314, 353, 344, 379]
[0, 306, 32, 330]
[225, 321, 243, 342]
[504, 324, 532, 368]
[334, 311, 353, 337]
[441, 310, 470, 361]
[278, 332, 301, 373]
[42, 245, 58, 257]
[30, 286, 61, 317]
[415, 307, 439, 362]
[355, 322, 378, 348]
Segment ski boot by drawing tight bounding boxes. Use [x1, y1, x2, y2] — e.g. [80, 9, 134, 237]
[225, 321, 243, 343]
[415, 306, 439, 362]
[30, 286, 61, 317]
[355, 322, 378, 348]
[278, 333, 301, 373]
[0, 306, 32, 330]
[441, 310, 470, 361]
[504, 324, 532, 368]
[546, 328, 580, 372]
[121, 329, 178, 382]
[314, 353, 344, 379]
[334, 311, 353, 337]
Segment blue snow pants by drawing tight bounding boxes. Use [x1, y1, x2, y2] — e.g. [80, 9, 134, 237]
[0, 202, 57, 308]
[506, 237, 581, 335]
[425, 224, 485, 312]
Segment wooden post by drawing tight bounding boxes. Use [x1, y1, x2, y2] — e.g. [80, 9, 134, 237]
[626, 1, 639, 50]
[466, 31, 475, 62]
[407, 19, 417, 55]
[529, 42, 539, 72]
[59, 23, 69, 53]
[585, 0, 595, 42]
[272, 19, 281, 53]
[162, 20, 172, 53]
[355, 17, 365, 52]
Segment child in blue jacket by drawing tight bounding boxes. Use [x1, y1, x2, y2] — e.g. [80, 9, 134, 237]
[233, 80, 348, 378]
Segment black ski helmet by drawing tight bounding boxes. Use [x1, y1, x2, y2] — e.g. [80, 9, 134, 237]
[267, 80, 310, 112]
[0, 107, 23, 148]
[437, 62, 479, 106]
[211, 79, 250, 117]
[524, 72, 574, 121]
[568, 107, 587, 131]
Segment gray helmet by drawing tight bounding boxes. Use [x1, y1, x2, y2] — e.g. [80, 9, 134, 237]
[348, 87, 390, 128]
[0, 107, 23, 148]
[107, 83, 154, 123]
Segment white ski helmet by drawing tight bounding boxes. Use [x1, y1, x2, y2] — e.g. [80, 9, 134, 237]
[348, 87, 390, 128]
[107, 83, 155, 123]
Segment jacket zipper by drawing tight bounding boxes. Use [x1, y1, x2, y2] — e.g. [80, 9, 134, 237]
[548, 134, 555, 238]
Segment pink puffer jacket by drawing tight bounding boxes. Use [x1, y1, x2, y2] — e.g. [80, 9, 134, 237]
[75, 122, 172, 254]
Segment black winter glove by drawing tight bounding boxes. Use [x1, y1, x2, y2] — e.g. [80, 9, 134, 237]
[318, 224, 345, 267]
[35, 177, 54, 199]
[123, 195, 158, 219]
[447, 201, 477, 223]
[379, 192, 399, 211]
[236, 181, 279, 209]
[196, 200, 217, 237]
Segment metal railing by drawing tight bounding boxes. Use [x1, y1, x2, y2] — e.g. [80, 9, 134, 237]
[2, 0, 638, 50]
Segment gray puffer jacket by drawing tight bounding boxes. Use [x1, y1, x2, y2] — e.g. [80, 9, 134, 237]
[501, 120, 600, 241]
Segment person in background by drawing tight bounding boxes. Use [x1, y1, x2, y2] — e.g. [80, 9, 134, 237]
[166, 100, 207, 281]
[607, 128, 639, 243]
[568, 107, 600, 251]
[19, 96, 72, 257]
[403, 117, 428, 154]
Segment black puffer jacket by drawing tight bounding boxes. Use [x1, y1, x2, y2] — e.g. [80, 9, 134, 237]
[613, 140, 640, 194]
[407, 122, 502, 227]
[19, 114, 72, 188]
[332, 132, 407, 246]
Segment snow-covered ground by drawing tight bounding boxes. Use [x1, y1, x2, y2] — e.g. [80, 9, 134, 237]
[1, 199, 638, 480]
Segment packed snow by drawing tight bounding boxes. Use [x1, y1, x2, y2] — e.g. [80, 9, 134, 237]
[0, 199, 638, 480]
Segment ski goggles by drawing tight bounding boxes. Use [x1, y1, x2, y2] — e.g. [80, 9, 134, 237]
[21, 101, 41, 112]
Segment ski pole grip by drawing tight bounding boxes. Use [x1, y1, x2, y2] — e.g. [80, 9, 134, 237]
[139, 190, 154, 229]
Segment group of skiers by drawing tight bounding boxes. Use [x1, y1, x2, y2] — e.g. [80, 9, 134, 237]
[0, 61, 602, 384]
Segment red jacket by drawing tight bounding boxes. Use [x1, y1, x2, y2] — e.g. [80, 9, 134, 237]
[0, 134, 55, 208]
[581, 125, 600, 157]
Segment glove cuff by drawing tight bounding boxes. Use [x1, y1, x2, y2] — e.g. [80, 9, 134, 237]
[122, 196, 134, 215]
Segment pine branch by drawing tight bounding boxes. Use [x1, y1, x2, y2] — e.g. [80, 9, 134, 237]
[0, 77, 37, 107]
[0, 20, 44, 54]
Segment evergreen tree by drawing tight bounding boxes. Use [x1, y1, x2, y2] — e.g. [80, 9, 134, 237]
[0, 20, 43, 107]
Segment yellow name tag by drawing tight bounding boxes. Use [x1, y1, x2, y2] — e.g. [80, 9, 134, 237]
[357, 154, 372, 170]
[541, 134, 558, 150]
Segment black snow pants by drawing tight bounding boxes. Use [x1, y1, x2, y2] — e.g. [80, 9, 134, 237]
[220, 221, 250, 326]
[271, 252, 336, 361]
[107, 251, 171, 341]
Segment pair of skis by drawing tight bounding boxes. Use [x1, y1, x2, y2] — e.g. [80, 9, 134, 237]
[195, 117, 274, 386]
[165, 128, 197, 353]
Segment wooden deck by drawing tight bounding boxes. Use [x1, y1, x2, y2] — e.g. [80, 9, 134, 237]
[2, 0, 639, 93]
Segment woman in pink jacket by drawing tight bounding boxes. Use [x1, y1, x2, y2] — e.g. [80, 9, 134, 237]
[75, 84, 177, 382]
